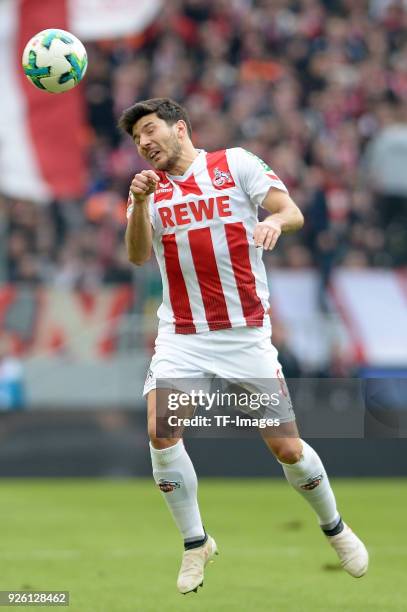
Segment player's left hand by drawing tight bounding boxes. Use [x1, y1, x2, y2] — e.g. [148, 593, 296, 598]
[253, 218, 282, 250]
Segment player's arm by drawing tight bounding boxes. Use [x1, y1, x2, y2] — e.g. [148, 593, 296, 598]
[126, 170, 159, 265]
[254, 189, 304, 250]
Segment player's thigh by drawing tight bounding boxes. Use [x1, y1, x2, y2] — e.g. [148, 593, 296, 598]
[214, 327, 301, 458]
[143, 330, 212, 398]
[226, 329, 297, 426]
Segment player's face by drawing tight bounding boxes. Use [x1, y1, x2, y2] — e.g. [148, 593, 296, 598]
[132, 114, 182, 172]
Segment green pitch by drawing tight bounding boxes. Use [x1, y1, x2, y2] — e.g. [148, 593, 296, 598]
[1, 479, 406, 612]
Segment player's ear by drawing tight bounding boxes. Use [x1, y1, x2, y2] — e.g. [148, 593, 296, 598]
[175, 120, 187, 140]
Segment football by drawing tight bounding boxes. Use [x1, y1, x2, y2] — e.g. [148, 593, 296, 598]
[22, 28, 87, 93]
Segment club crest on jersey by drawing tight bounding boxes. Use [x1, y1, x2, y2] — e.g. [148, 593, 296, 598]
[213, 167, 232, 187]
[158, 479, 181, 493]
[300, 474, 324, 491]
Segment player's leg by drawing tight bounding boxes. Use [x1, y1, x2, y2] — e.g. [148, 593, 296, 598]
[261, 428, 340, 529]
[216, 328, 341, 531]
[147, 388, 218, 593]
[148, 388, 206, 546]
[216, 326, 368, 577]
[261, 426, 368, 577]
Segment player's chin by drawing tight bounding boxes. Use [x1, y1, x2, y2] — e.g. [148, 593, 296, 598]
[154, 162, 167, 171]
[152, 154, 168, 170]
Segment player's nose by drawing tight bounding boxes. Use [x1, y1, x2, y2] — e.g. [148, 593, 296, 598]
[139, 133, 152, 149]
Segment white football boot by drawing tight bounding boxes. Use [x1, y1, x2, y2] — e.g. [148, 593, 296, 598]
[327, 523, 368, 577]
[177, 535, 218, 594]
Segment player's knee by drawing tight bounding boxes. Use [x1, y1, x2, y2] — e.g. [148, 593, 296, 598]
[148, 419, 178, 449]
[149, 436, 178, 450]
[147, 422, 163, 448]
[272, 443, 302, 464]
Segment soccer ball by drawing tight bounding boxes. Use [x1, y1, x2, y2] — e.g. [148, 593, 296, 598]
[22, 28, 87, 93]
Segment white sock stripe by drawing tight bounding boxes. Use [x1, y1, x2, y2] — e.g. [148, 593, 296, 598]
[321, 516, 342, 531]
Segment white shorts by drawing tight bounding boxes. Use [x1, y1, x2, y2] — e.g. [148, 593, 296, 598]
[143, 325, 295, 423]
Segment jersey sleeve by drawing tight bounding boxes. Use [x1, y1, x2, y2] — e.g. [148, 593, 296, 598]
[126, 192, 156, 229]
[229, 148, 288, 208]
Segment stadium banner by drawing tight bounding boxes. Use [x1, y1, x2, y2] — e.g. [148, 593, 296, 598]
[0, 0, 161, 202]
[0, 270, 406, 363]
[268, 269, 407, 369]
[0, 285, 133, 359]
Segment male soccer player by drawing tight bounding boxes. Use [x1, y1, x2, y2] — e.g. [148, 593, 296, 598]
[118, 98, 368, 594]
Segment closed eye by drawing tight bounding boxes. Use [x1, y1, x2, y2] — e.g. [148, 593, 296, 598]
[133, 122, 155, 145]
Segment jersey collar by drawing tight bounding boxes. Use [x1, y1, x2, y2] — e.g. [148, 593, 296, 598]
[166, 149, 206, 181]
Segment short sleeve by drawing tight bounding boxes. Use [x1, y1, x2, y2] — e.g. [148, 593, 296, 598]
[230, 148, 288, 208]
[126, 192, 156, 229]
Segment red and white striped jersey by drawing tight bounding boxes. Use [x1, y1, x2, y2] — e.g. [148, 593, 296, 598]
[127, 148, 288, 334]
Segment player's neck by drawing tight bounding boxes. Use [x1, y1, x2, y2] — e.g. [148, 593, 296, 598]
[167, 146, 200, 176]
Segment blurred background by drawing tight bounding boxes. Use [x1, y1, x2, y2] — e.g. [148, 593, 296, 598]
[0, 0, 407, 476]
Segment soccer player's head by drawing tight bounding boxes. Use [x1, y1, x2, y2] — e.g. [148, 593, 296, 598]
[118, 98, 193, 172]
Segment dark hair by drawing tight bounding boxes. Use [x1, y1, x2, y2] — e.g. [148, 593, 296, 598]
[118, 98, 192, 138]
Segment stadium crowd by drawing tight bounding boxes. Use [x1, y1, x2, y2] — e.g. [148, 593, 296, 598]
[2, 0, 407, 289]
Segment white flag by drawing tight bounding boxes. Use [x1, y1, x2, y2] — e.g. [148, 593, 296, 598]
[69, 0, 162, 40]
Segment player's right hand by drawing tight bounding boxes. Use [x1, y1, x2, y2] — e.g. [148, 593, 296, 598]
[130, 170, 160, 203]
